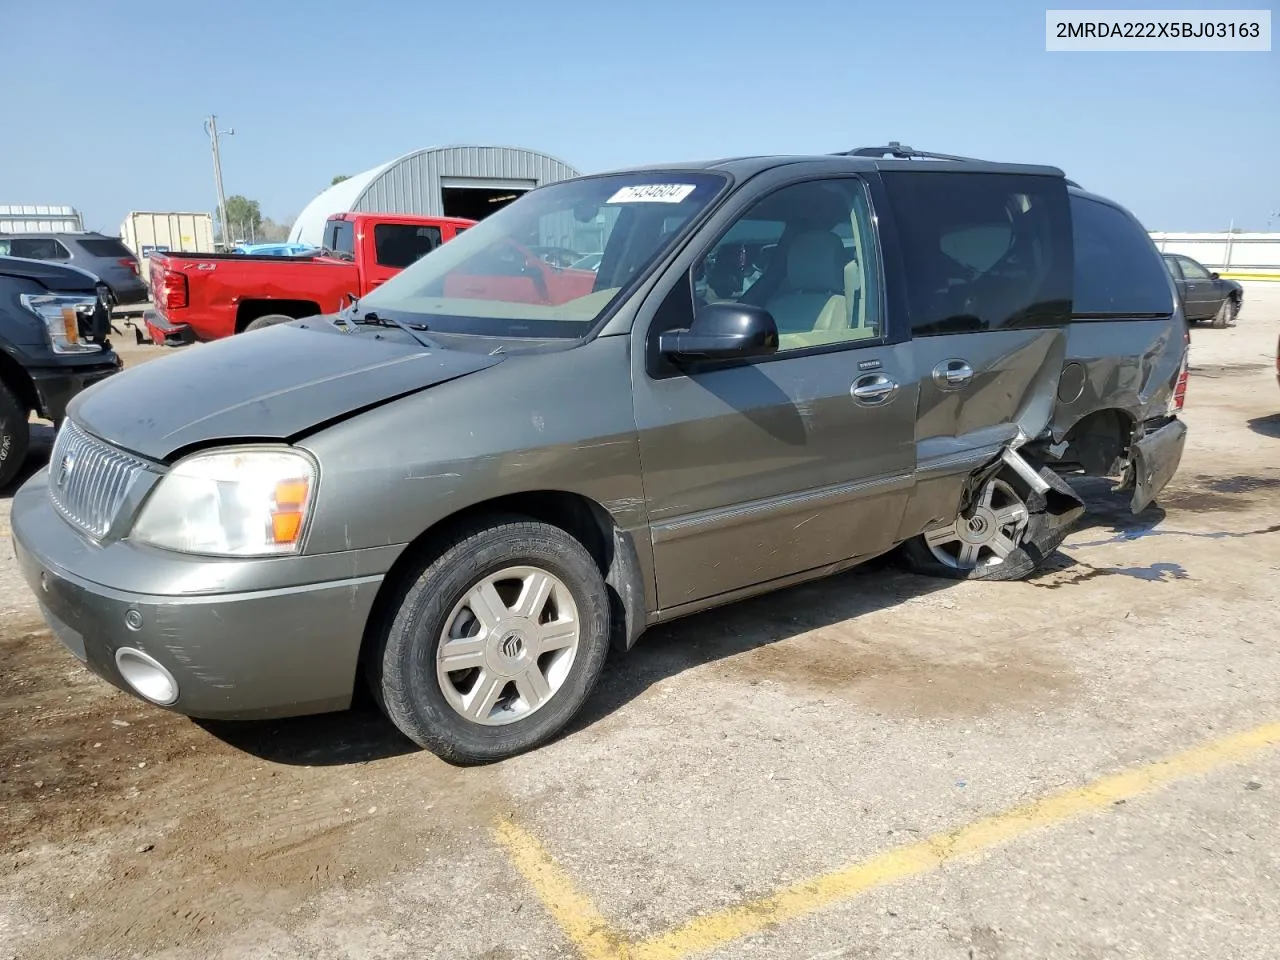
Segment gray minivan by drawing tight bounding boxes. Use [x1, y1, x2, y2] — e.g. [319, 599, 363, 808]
[13, 148, 1188, 763]
[0, 232, 148, 306]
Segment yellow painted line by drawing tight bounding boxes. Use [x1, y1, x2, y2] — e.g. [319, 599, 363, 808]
[1219, 272, 1280, 281]
[499, 721, 1280, 960]
[492, 818, 630, 960]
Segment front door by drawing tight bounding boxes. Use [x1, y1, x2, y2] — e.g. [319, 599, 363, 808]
[632, 176, 917, 610]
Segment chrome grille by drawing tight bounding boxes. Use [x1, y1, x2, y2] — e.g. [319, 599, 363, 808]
[48, 419, 151, 539]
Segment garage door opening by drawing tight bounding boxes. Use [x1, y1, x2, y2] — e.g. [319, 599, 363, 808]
[442, 187, 528, 222]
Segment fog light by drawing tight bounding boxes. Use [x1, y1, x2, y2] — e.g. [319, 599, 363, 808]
[114, 648, 179, 705]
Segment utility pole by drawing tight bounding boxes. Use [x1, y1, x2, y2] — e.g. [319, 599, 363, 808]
[203, 115, 234, 247]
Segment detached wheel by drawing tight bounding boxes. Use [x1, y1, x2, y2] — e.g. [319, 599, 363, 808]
[1210, 298, 1237, 329]
[901, 468, 1072, 581]
[372, 518, 610, 764]
[243, 313, 296, 332]
[0, 381, 31, 490]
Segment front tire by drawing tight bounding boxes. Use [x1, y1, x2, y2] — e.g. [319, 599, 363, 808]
[372, 517, 611, 765]
[1210, 297, 1237, 329]
[0, 381, 31, 491]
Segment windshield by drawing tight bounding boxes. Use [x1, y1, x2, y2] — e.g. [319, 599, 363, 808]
[359, 171, 728, 338]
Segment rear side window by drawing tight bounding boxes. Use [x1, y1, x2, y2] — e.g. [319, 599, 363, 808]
[78, 237, 134, 259]
[8, 237, 71, 260]
[1071, 196, 1174, 317]
[325, 220, 354, 256]
[373, 224, 443, 268]
[883, 171, 1072, 335]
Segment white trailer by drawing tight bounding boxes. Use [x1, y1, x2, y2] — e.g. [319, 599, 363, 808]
[0, 203, 84, 234]
[119, 211, 215, 263]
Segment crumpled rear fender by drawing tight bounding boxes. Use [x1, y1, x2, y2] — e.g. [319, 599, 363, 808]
[1123, 418, 1188, 513]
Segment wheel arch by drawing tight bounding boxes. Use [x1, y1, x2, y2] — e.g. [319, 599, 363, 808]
[1048, 407, 1137, 475]
[357, 489, 650, 685]
[234, 299, 323, 333]
[0, 350, 39, 414]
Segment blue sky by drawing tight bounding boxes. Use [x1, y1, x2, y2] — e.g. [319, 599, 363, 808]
[1, 0, 1275, 233]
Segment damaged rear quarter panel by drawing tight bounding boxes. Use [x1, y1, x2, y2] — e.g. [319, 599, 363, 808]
[1050, 316, 1184, 444]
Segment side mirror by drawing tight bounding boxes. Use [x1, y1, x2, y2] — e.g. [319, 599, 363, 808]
[1210, 271, 1220, 279]
[659, 302, 779, 361]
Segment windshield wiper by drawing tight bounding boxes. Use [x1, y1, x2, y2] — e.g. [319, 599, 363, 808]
[354, 309, 434, 349]
[334, 294, 360, 334]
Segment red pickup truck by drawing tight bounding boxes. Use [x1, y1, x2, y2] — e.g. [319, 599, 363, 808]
[144, 212, 474, 344]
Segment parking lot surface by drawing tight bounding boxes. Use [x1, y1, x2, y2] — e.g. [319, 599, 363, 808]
[3, 286, 1279, 960]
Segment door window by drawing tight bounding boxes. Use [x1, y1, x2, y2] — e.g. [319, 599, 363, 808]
[373, 224, 443, 268]
[1177, 256, 1211, 280]
[691, 178, 881, 351]
[1162, 256, 1183, 279]
[882, 171, 1072, 335]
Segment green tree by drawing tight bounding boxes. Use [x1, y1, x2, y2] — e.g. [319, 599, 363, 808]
[331, 175, 350, 186]
[224, 195, 263, 241]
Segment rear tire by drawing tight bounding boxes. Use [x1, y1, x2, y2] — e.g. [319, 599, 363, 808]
[900, 466, 1073, 581]
[1210, 298, 1237, 329]
[243, 313, 296, 332]
[370, 517, 611, 765]
[0, 380, 31, 491]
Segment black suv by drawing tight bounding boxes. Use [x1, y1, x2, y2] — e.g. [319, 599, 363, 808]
[1, 256, 122, 488]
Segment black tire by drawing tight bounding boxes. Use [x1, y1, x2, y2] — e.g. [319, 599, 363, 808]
[900, 465, 1078, 582]
[0, 380, 31, 491]
[242, 313, 296, 332]
[371, 517, 611, 765]
[1210, 298, 1237, 329]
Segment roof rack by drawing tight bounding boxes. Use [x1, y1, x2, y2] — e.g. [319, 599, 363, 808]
[836, 142, 1083, 189]
[834, 141, 985, 162]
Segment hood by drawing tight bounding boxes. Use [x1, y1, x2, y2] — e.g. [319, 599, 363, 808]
[69, 321, 501, 461]
[0, 255, 100, 292]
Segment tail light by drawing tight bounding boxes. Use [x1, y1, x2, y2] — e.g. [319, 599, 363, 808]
[157, 269, 189, 310]
[1168, 328, 1190, 414]
[119, 257, 139, 276]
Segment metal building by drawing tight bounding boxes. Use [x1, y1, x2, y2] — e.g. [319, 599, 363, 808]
[289, 145, 580, 246]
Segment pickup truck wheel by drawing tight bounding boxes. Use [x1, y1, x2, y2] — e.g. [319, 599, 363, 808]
[1210, 298, 1237, 329]
[243, 313, 296, 332]
[901, 468, 1072, 582]
[0, 381, 31, 491]
[372, 517, 610, 765]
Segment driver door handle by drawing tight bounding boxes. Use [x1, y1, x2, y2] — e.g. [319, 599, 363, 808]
[851, 374, 899, 406]
[932, 359, 974, 391]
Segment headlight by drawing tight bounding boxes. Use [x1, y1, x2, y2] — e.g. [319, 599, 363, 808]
[131, 448, 317, 557]
[19, 293, 104, 354]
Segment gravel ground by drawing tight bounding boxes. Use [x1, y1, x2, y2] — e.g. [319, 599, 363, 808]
[2, 284, 1278, 960]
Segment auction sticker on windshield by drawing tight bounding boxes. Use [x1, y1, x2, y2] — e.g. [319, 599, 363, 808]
[607, 184, 698, 203]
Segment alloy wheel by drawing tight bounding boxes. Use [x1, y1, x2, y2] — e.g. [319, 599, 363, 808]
[923, 478, 1030, 570]
[435, 566, 580, 726]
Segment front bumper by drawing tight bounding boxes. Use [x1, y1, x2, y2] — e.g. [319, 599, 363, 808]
[1129, 417, 1188, 513]
[29, 357, 123, 422]
[11, 471, 385, 720]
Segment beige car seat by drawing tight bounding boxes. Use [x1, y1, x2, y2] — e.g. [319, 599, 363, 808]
[770, 231, 875, 349]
